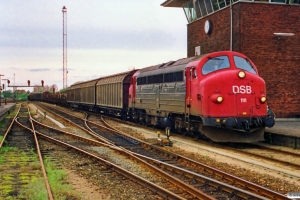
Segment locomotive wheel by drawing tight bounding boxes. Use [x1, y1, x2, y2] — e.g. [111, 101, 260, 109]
[121, 115, 126, 121]
[182, 131, 188, 136]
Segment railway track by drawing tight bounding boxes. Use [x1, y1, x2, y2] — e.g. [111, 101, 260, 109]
[4, 103, 186, 199]
[183, 141, 300, 180]
[224, 143, 300, 170]
[107, 115, 300, 180]
[34, 102, 289, 199]
[0, 103, 53, 200]
[30, 122, 183, 199]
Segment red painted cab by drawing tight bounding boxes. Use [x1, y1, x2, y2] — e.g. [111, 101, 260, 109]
[128, 51, 275, 142]
[185, 51, 274, 142]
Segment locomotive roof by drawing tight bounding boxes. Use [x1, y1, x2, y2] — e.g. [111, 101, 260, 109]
[140, 57, 192, 71]
[137, 55, 207, 77]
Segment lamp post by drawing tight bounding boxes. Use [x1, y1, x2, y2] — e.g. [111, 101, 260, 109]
[0, 74, 4, 106]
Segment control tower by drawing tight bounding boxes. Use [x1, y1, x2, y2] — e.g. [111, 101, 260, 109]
[161, 0, 300, 118]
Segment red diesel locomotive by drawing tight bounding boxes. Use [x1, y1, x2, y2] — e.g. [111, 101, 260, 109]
[128, 51, 275, 142]
[33, 51, 275, 142]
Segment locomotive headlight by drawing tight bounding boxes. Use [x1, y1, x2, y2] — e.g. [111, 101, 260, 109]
[260, 96, 267, 103]
[217, 96, 223, 103]
[238, 71, 246, 79]
[211, 94, 223, 103]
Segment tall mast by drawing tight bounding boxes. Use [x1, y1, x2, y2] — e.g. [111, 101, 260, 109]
[62, 6, 67, 89]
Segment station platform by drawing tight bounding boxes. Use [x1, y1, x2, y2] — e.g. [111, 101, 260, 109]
[266, 118, 300, 137]
[265, 118, 300, 148]
[0, 103, 16, 121]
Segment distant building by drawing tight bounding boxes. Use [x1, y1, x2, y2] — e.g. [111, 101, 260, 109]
[162, 0, 300, 118]
[15, 89, 27, 94]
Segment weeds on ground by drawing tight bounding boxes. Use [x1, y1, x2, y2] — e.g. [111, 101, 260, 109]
[44, 157, 81, 200]
[20, 177, 48, 200]
[0, 146, 18, 153]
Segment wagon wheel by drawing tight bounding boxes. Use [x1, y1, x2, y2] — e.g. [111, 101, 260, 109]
[193, 132, 200, 140]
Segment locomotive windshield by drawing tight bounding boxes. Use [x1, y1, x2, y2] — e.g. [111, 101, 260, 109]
[234, 56, 257, 74]
[202, 56, 230, 75]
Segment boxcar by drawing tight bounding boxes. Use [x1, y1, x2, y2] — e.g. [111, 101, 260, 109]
[28, 92, 43, 101]
[66, 79, 99, 111]
[95, 70, 137, 118]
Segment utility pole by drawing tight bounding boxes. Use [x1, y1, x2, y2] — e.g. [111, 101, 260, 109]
[0, 74, 4, 106]
[2, 79, 8, 91]
[62, 6, 68, 89]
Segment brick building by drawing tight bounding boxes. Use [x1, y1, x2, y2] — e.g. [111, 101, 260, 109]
[162, 0, 300, 118]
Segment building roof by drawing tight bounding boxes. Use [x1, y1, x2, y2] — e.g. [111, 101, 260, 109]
[161, 0, 190, 7]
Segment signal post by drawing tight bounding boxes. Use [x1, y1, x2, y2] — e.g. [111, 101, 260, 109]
[5, 79, 45, 102]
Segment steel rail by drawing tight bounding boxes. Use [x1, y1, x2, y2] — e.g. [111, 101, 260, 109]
[80, 115, 276, 199]
[33, 131, 187, 200]
[36, 102, 140, 146]
[34, 102, 135, 145]
[224, 144, 300, 170]
[31, 117, 122, 151]
[102, 116, 290, 200]
[33, 103, 289, 199]
[13, 104, 54, 200]
[0, 104, 20, 148]
[86, 119, 142, 144]
[30, 115, 214, 199]
[130, 150, 274, 200]
[252, 143, 300, 159]
[33, 103, 114, 145]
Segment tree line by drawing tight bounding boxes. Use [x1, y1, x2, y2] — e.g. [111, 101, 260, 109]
[1, 84, 66, 101]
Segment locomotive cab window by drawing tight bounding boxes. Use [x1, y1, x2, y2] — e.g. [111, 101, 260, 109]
[202, 56, 230, 75]
[234, 56, 257, 74]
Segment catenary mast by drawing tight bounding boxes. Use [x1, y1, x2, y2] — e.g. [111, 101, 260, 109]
[62, 6, 67, 89]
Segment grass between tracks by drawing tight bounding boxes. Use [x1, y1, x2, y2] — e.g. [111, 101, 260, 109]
[0, 147, 81, 200]
[45, 157, 81, 199]
[23, 157, 81, 200]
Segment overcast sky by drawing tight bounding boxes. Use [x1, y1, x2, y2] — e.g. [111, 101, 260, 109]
[0, 0, 187, 91]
